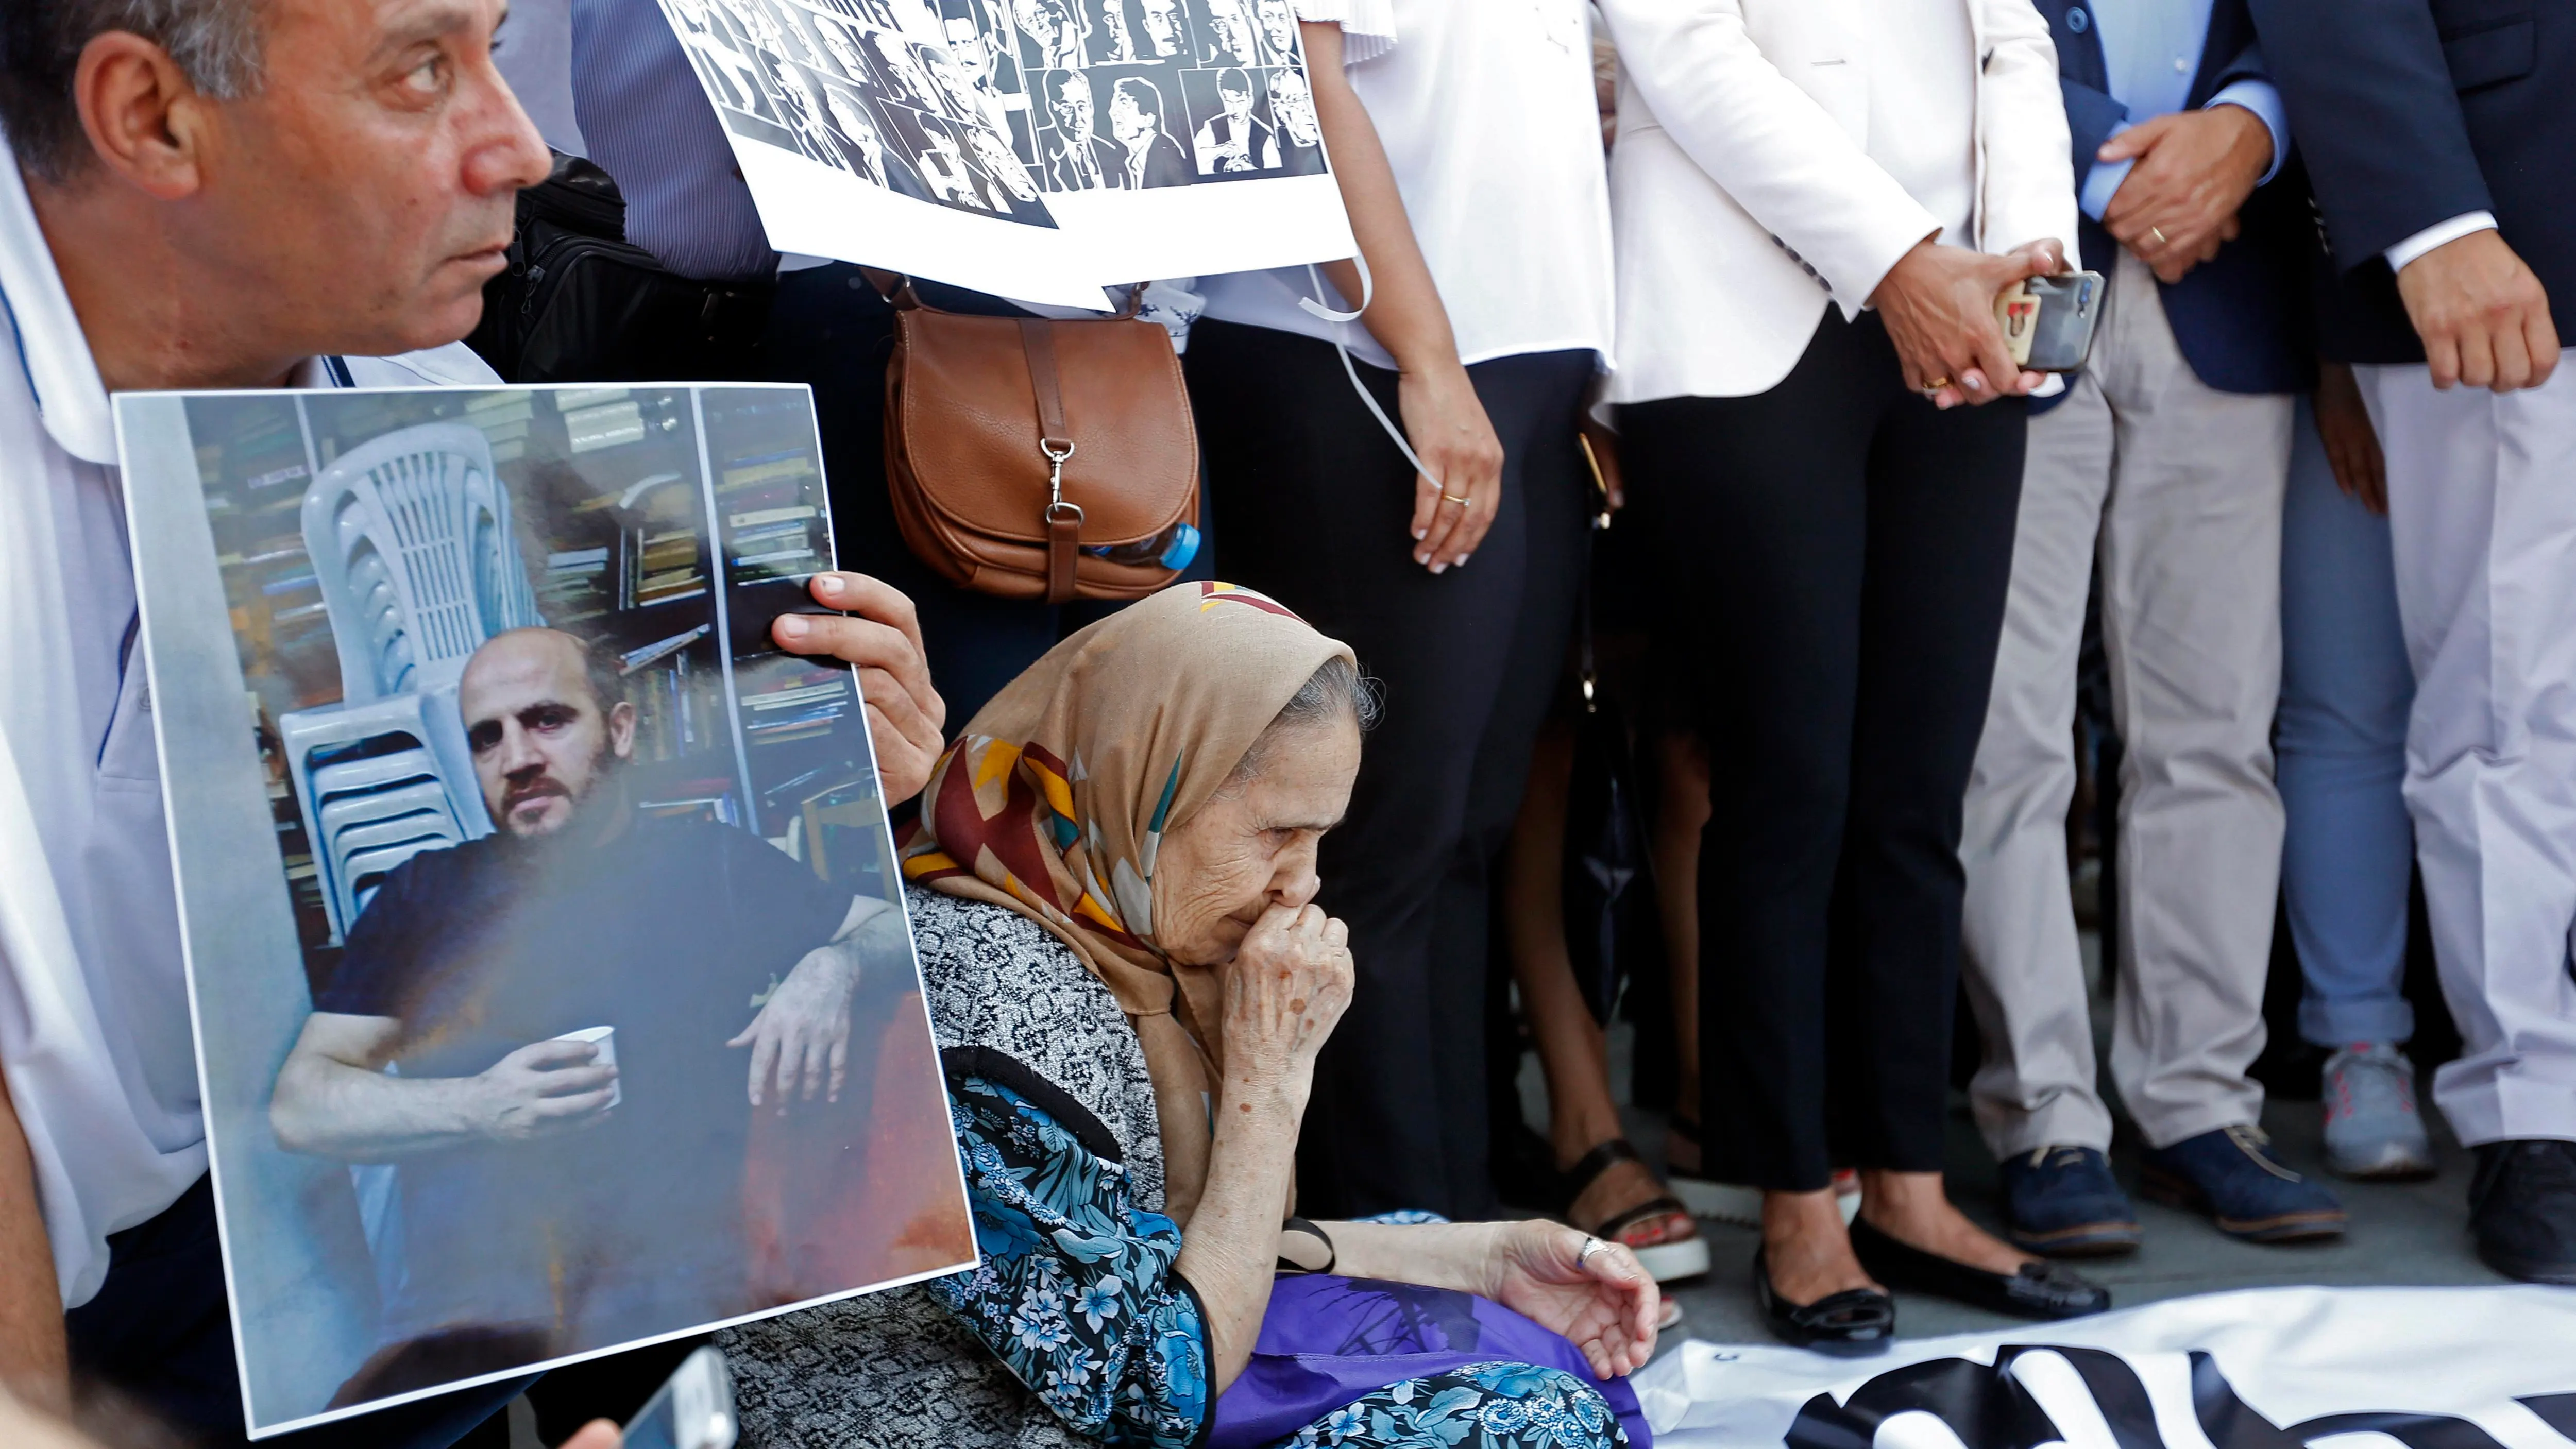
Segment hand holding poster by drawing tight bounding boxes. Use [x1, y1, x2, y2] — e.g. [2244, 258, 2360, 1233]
[656, 0, 1355, 303]
[116, 384, 975, 1436]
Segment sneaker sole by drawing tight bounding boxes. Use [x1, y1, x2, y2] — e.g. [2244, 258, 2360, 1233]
[2326, 1141, 2438, 1182]
[2138, 1166, 2347, 1242]
[2007, 1218, 2143, 1258]
[1632, 1235, 1715, 1284]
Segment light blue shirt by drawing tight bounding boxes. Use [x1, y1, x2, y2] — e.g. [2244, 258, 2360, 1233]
[2076, 0, 2290, 222]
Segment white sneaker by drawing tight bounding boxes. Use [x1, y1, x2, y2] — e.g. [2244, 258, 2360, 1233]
[2321, 1042, 2436, 1181]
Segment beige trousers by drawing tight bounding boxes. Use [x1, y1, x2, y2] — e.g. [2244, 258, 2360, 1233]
[1958, 252, 2295, 1155]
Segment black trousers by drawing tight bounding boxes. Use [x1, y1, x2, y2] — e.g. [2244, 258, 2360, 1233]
[1188, 320, 1595, 1218]
[1618, 311, 2026, 1192]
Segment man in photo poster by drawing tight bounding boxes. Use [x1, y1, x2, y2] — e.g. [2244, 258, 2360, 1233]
[1197, 0, 1257, 66]
[1018, 0, 1088, 72]
[1253, 0, 1296, 67]
[827, 87, 937, 198]
[1108, 75, 1191, 187]
[1138, 0, 1188, 58]
[1039, 69, 1127, 189]
[1270, 65, 1326, 176]
[1192, 65, 1277, 175]
[269, 628, 896, 1394]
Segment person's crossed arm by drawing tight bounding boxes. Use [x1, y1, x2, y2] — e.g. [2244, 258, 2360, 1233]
[2096, 101, 2277, 283]
[727, 896, 907, 1111]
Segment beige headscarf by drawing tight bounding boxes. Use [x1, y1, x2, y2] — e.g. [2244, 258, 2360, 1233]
[899, 582, 1352, 1222]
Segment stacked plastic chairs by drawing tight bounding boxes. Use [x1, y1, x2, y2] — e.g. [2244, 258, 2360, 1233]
[278, 421, 543, 941]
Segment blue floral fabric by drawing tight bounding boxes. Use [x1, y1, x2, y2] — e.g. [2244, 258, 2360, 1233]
[927, 1073, 1212, 1448]
[928, 1072, 1627, 1449]
[1273, 1361, 1629, 1449]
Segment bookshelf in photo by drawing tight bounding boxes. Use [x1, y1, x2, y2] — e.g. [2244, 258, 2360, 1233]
[178, 385, 881, 997]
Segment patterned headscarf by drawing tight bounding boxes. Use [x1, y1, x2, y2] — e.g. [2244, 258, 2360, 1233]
[900, 582, 1353, 1221]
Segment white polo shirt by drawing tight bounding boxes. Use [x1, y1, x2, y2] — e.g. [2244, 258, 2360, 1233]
[0, 151, 496, 1308]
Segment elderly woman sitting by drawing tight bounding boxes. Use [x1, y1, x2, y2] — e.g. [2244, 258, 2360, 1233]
[723, 584, 1659, 1447]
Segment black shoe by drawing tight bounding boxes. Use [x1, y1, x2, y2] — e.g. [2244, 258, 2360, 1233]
[2470, 1140, 2576, 1285]
[1752, 1249, 1894, 1353]
[1848, 1217, 2111, 1321]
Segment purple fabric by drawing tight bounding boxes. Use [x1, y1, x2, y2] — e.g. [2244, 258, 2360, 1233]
[1209, 1275, 1651, 1448]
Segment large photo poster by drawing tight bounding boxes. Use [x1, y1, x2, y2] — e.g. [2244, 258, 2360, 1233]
[658, 0, 1353, 303]
[115, 384, 976, 1436]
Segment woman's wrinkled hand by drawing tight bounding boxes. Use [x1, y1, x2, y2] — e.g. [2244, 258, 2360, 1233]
[1482, 1220, 1659, 1378]
[1219, 904, 1354, 1110]
[772, 572, 946, 805]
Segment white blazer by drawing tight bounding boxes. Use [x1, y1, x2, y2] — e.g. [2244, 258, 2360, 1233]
[1596, 0, 2078, 405]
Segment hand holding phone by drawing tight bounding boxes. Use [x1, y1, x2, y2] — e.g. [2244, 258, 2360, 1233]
[1994, 271, 2105, 374]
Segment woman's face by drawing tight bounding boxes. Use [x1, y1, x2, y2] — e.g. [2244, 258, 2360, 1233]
[1152, 714, 1360, 967]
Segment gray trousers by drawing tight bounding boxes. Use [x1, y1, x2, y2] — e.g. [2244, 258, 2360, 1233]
[1958, 252, 2295, 1155]
[2358, 362, 2576, 1146]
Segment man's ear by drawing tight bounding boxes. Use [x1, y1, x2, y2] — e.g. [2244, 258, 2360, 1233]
[607, 700, 639, 760]
[70, 32, 215, 199]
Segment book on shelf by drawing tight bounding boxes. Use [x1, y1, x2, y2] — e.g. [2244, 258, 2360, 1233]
[728, 505, 818, 529]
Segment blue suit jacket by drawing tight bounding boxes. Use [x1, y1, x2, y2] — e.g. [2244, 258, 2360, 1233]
[2031, 0, 2315, 402]
[2246, 0, 2575, 365]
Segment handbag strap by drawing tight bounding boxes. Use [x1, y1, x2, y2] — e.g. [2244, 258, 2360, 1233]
[1019, 317, 1083, 605]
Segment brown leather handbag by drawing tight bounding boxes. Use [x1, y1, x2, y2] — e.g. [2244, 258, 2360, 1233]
[880, 279, 1200, 604]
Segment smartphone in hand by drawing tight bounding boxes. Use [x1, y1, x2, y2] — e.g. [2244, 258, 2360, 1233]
[623, 1346, 736, 1449]
[1996, 271, 2105, 373]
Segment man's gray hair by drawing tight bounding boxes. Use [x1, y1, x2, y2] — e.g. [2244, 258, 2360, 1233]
[1228, 655, 1380, 788]
[2, 0, 265, 182]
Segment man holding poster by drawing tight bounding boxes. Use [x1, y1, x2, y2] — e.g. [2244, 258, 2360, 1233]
[0, 0, 951, 1438]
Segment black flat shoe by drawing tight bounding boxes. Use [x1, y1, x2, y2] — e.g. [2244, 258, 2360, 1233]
[1849, 1217, 2110, 1320]
[1752, 1249, 1894, 1353]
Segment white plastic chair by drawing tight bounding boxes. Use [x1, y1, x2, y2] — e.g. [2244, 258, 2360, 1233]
[279, 421, 545, 940]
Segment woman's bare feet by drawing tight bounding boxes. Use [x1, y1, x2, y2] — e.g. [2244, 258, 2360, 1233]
[1565, 1152, 1694, 1249]
[1761, 1188, 1880, 1305]
[1856, 1169, 2030, 1275]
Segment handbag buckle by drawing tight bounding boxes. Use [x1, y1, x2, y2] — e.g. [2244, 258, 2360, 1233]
[1040, 437, 1077, 510]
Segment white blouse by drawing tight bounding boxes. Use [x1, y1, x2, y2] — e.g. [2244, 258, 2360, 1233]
[1194, 0, 1617, 373]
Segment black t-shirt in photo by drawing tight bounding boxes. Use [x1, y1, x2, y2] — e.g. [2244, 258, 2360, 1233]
[317, 815, 853, 1349]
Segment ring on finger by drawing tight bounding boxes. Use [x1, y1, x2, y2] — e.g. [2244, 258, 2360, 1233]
[1440, 492, 1471, 507]
[2149, 225, 2168, 247]
[1578, 1235, 1610, 1266]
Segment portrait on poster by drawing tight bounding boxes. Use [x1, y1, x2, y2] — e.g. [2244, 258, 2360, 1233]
[652, 0, 1354, 299]
[115, 384, 975, 1436]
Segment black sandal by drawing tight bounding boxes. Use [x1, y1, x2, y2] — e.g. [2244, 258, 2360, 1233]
[1561, 1138, 1711, 1283]
[1753, 1248, 1894, 1353]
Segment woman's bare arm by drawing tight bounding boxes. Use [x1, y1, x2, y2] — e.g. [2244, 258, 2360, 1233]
[1300, 21, 1504, 572]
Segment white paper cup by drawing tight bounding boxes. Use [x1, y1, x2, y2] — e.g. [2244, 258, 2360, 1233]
[552, 1025, 621, 1109]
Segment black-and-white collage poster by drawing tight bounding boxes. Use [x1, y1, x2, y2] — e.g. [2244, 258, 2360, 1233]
[655, 0, 1353, 304]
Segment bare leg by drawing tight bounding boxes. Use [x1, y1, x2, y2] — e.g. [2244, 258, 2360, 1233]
[1761, 1189, 1877, 1304]
[1652, 731, 1710, 1174]
[1857, 1170, 2031, 1274]
[1503, 720, 1682, 1235]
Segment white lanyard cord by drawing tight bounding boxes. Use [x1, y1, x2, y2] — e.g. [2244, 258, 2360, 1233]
[1299, 254, 1438, 487]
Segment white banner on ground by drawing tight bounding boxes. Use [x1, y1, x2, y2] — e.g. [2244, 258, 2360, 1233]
[655, 0, 1354, 307]
[1638, 1287, 2576, 1449]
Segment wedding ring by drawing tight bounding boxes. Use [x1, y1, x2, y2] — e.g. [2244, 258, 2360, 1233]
[1442, 492, 1471, 507]
[2149, 225, 2168, 247]
[1579, 1235, 1610, 1266]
